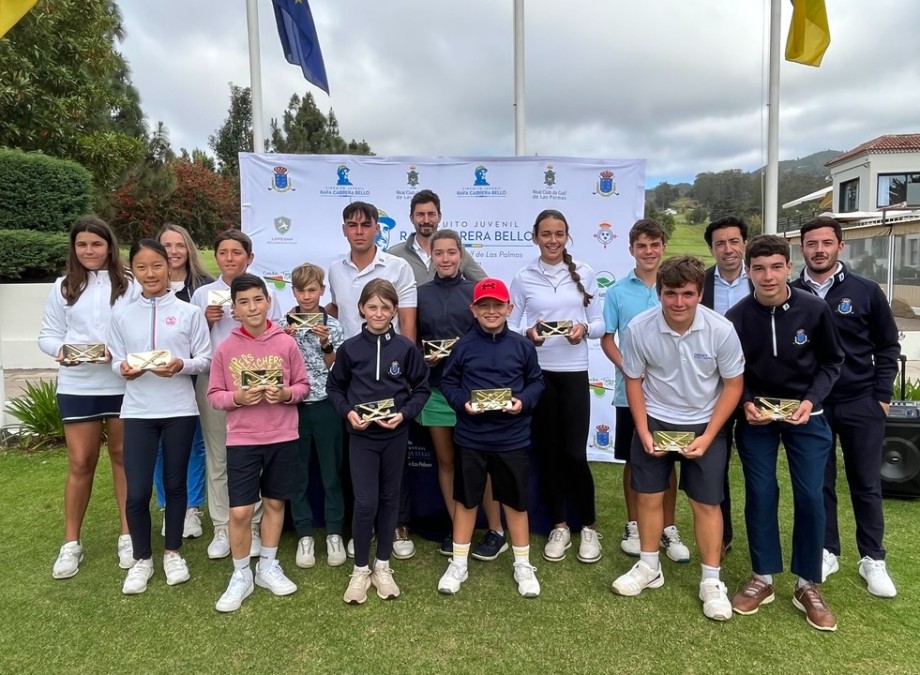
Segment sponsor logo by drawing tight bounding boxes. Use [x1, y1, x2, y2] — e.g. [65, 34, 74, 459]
[594, 222, 617, 249]
[336, 165, 352, 186]
[269, 166, 293, 192]
[543, 164, 556, 187]
[473, 164, 490, 186]
[407, 164, 419, 187]
[593, 424, 611, 449]
[375, 209, 397, 251]
[274, 216, 291, 234]
[596, 271, 616, 289]
[594, 170, 618, 197]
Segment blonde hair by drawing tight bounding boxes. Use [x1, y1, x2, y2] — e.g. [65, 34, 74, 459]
[157, 223, 211, 292]
[290, 262, 325, 290]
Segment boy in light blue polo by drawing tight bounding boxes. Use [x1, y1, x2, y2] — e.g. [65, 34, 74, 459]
[600, 219, 687, 561]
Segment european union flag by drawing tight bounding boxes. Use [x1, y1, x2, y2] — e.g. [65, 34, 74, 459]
[272, 0, 329, 94]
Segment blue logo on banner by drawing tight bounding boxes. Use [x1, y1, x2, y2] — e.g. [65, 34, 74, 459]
[270, 166, 293, 192]
[594, 170, 618, 197]
[474, 165, 490, 186]
[336, 165, 352, 186]
[375, 210, 397, 251]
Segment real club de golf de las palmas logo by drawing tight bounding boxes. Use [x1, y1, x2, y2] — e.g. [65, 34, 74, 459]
[543, 164, 556, 187]
[594, 170, 618, 197]
[407, 165, 419, 187]
[269, 166, 294, 192]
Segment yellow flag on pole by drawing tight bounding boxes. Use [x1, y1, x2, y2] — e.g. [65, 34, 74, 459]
[0, 0, 38, 39]
[785, 0, 831, 67]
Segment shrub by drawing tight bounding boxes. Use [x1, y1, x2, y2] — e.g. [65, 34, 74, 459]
[4, 379, 64, 451]
[0, 229, 69, 281]
[0, 148, 93, 233]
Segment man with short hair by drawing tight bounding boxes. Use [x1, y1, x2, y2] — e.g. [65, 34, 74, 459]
[610, 256, 744, 621]
[701, 216, 750, 557]
[726, 235, 844, 632]
[389, 189, 487, 282]
[792, 216, 900, 598]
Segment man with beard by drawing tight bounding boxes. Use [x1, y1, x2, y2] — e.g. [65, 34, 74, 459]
[792, 216, 899, 598]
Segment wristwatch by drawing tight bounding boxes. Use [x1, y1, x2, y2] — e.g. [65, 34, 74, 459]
[321, 342, 334, 354]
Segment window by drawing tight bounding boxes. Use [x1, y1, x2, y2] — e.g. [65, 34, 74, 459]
[839, 179, 859, 212]
[877, 173, 920, 207]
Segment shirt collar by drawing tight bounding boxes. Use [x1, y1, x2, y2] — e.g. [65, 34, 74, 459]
[803, 262, 842, 289]
[655, 307, 705, 336]
[714, 265, 748, 283]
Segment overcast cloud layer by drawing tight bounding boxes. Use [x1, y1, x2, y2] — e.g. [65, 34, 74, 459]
[118, 1, 920, 186]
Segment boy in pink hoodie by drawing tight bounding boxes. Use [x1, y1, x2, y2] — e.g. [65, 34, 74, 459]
[207, 274, 310, 612]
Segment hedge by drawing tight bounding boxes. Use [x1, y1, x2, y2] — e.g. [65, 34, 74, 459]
[0, 229, 69, 281]
[0, 148, 93, 233]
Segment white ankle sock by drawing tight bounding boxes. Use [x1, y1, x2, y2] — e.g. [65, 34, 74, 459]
[701, 564, 720, 581]
[639, 551, 660, 570]
[754, 573, 774, 585]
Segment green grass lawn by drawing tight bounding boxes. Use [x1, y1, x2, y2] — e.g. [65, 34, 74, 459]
[2, 448, 918, 674]
[668, 220, 715, 267]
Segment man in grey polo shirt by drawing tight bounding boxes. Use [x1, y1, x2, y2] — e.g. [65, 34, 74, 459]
[610, 256, 744, 622]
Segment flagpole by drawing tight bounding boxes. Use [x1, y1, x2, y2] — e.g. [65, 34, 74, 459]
[764, 0, 781, 234]
[513, 0, 525, 156]
[246, 0, 265, 152]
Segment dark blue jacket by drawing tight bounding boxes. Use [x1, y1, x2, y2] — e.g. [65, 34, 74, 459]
[416, 274, 476, 387]
[441, 323, 544, 452]
[326, 324, 430, 438]
[726, 286, 844, 412]
[791, 263, 900, 403]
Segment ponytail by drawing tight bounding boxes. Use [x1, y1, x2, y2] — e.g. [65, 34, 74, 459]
[562, 249, 593, 307]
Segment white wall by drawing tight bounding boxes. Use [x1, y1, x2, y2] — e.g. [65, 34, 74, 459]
[831, 152, 920, 211]
[0, 283, 56, 369]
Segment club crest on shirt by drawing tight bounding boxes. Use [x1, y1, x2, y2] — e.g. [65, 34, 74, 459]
[389, 360, 402, 376]
[837, 297, 853, 315]
[793, 329, 809, 346]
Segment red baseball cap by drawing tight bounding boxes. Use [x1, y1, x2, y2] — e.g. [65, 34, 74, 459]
[473, 278, 510, 303]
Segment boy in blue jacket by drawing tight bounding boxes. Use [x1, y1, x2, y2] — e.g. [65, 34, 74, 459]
[439, 278, 545, 597]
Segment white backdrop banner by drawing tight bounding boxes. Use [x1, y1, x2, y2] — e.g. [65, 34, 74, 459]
[240, 154, 646, 461]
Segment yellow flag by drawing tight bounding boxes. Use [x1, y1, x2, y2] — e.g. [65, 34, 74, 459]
[785, 0, 831, 67]
[0, 0, 38, 39]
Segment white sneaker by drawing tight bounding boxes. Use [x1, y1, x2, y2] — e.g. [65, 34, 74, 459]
[296, 536, 316, 569]
[207, 526, 231, 559]
[122, 558, 154, 595]
[52, 541, 84, 579]
[371, 565, 400, 600]
[858, 557, 897, 598]
[249, 525, 262, 558]
[543, 527, 571, 562]
[346, 538, 355, 559]
[117, 534, 135, 569]
[327, 535, 346, 567]
[620, 521, 640, 556]
[183, 509, 203, 539]
[513, 562, 541, 598]
[255, 560, 298, 596]
[392, 527, 416, 560]
[611, 560, 665, 596]
[163, 552, 190, 586]
[822, 549, 839, 582]
[216, 569, 254, 612]
[343, 568, 372, 605]
[661, 525, 690, 563]
[578, 527, 603, 564]
[699, 578, 732, 621]
[438, 561, 469, 595]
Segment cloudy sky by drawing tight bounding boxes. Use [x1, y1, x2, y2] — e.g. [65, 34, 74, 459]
[118, 1, 919, 187]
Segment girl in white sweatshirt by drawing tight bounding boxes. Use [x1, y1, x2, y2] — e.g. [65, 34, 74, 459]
[107, 239, 212, 594]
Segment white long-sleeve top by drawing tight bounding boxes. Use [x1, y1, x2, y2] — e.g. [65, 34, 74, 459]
[107, 291, 212, 418]
[189, 276, 282, 355]
[509, 257, 605, 372]
[38, 272, 139, 395]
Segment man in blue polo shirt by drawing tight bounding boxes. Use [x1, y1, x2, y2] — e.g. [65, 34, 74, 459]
[601, 218, 688, 562]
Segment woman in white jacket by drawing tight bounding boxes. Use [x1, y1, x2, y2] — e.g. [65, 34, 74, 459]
[39, 216, 138, 579]
[108, 239, 211, 594]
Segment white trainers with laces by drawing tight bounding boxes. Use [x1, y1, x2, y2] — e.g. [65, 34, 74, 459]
[117, 534, 135, 569]
[208, 526, 231, 559]
[858, 557, 897, 598]
[327, 535, 346, 567]
[216, 569, 254, 612]
[122, 558, 154, 595]
[249, 525, 262, 558]
[296, 536, 316, 568]
[513, 562, 541, 598]
[255, 560, 298, 596]
[163, 552, 190, 586]
[620, 521, 640, 556]
[543, 527, 571, 562]
[699, 578, 732, 621]
[822, 549, 839, 582]
[611, 560, 665, 596]
[52, 541, 84, 579]
[372, 565, 400, 599]
[438, 561, 469, 595]
[183, 508, 203, 539]
[577, 527, 603, 564]
[343, 568, 373, 605]
[392, 527, 416, 560]
[661, 525, 690, 563]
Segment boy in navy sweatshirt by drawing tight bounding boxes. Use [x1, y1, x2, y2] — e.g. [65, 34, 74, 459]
[725, 235, 844, 632]
[438, 278, 545, 598]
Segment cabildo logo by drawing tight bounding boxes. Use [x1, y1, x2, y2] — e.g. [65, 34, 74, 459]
[375, 209, 397, 251]
[593, 170, 619, 197]
[456, 164, 507, 199]
[269, 166, 294, 192]
[320, 164, 370, 198]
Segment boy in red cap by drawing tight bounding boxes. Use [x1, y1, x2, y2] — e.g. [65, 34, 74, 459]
[438, 278, 545, 597]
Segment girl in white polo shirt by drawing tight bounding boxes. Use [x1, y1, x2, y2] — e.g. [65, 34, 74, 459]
[108, 239, 212, 594]
[509, 209, 606, 564]
[39, 216, 138, 579]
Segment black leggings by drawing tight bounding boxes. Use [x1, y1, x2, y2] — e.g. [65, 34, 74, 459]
[531, 370, 596, 526]
[124, 416, 197, 559]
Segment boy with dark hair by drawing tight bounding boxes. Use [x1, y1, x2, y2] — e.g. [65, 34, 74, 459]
[726, 235, 845, 632]
[610, 256, 744, 621]
[208, 273, 310, 612]
[438, 278, 545, 597]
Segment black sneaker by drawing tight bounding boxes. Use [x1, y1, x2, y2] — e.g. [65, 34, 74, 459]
[439, 535, 453, 557]
[471, 530, 509, 562]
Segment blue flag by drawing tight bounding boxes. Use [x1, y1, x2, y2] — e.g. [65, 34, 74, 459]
[272, 0, 329, 94]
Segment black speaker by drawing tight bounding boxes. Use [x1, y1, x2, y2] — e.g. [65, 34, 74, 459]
[881, 412, 920, 499]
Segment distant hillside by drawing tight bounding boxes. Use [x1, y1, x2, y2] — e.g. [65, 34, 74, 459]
[751, 150, 842, 178]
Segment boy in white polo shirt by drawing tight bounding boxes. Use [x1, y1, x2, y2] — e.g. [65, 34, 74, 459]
[610, 256, 744, 621]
